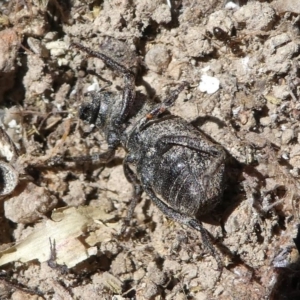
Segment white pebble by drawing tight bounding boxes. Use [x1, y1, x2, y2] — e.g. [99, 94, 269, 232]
[198, 75, 220, 94]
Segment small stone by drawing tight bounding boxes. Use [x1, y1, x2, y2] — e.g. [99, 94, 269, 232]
[45, 41, 68, 56]
[152, 4, 172, 24]
[133, 268, 146, 281]
[145, 45, 171, 74]
[199, 75, 220, 94]
[260, 116, 271, 126]
[147, 262, 166, 285]
[272, 85, 290, 100]
[234, 2, 276, 31]
[281, 128, 294, 145]
[290, 144, 300, 157]
[4, 182, 58, 223]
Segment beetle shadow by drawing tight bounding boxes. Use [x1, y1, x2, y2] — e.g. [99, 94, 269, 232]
[190, 115, 267, 230]
[195, 152, 244, 227]
[268, 226, 300, 300]
[188, 118, 268, 273]
[191, 115, 227, 129]
[196, 152, 266, 228]
[191, 115, 242, 227]
[138, 78, 163, 102]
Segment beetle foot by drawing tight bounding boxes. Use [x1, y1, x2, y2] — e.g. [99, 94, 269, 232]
[188, 219, 223, 276]
[47, 155, 65, 166]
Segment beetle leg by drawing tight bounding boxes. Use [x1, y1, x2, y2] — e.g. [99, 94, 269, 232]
[188, 218, 223, 273]
[145, 81, 189, 120]
[132, 82, 189, 132]
[123, 155, 143, 223]
[156, 135, 225, 183]
[143, 185, 223, 271]
[48, 148, 116, 165]
[68, 148, 116, 162]
[156, 135, 223, 155]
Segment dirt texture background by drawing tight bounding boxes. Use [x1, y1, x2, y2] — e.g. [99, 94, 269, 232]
[0, 0, 300, 299]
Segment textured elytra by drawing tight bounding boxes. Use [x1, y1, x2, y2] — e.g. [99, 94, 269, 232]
[126, 116, 226, 217]
[72, 42, 226, 269]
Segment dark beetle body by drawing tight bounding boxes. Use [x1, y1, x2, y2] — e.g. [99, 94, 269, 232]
[126, 116, 225, 217]
[72, 42, 226, 269]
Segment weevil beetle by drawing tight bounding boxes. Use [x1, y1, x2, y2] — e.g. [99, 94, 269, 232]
[70, 42, 226, 270]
